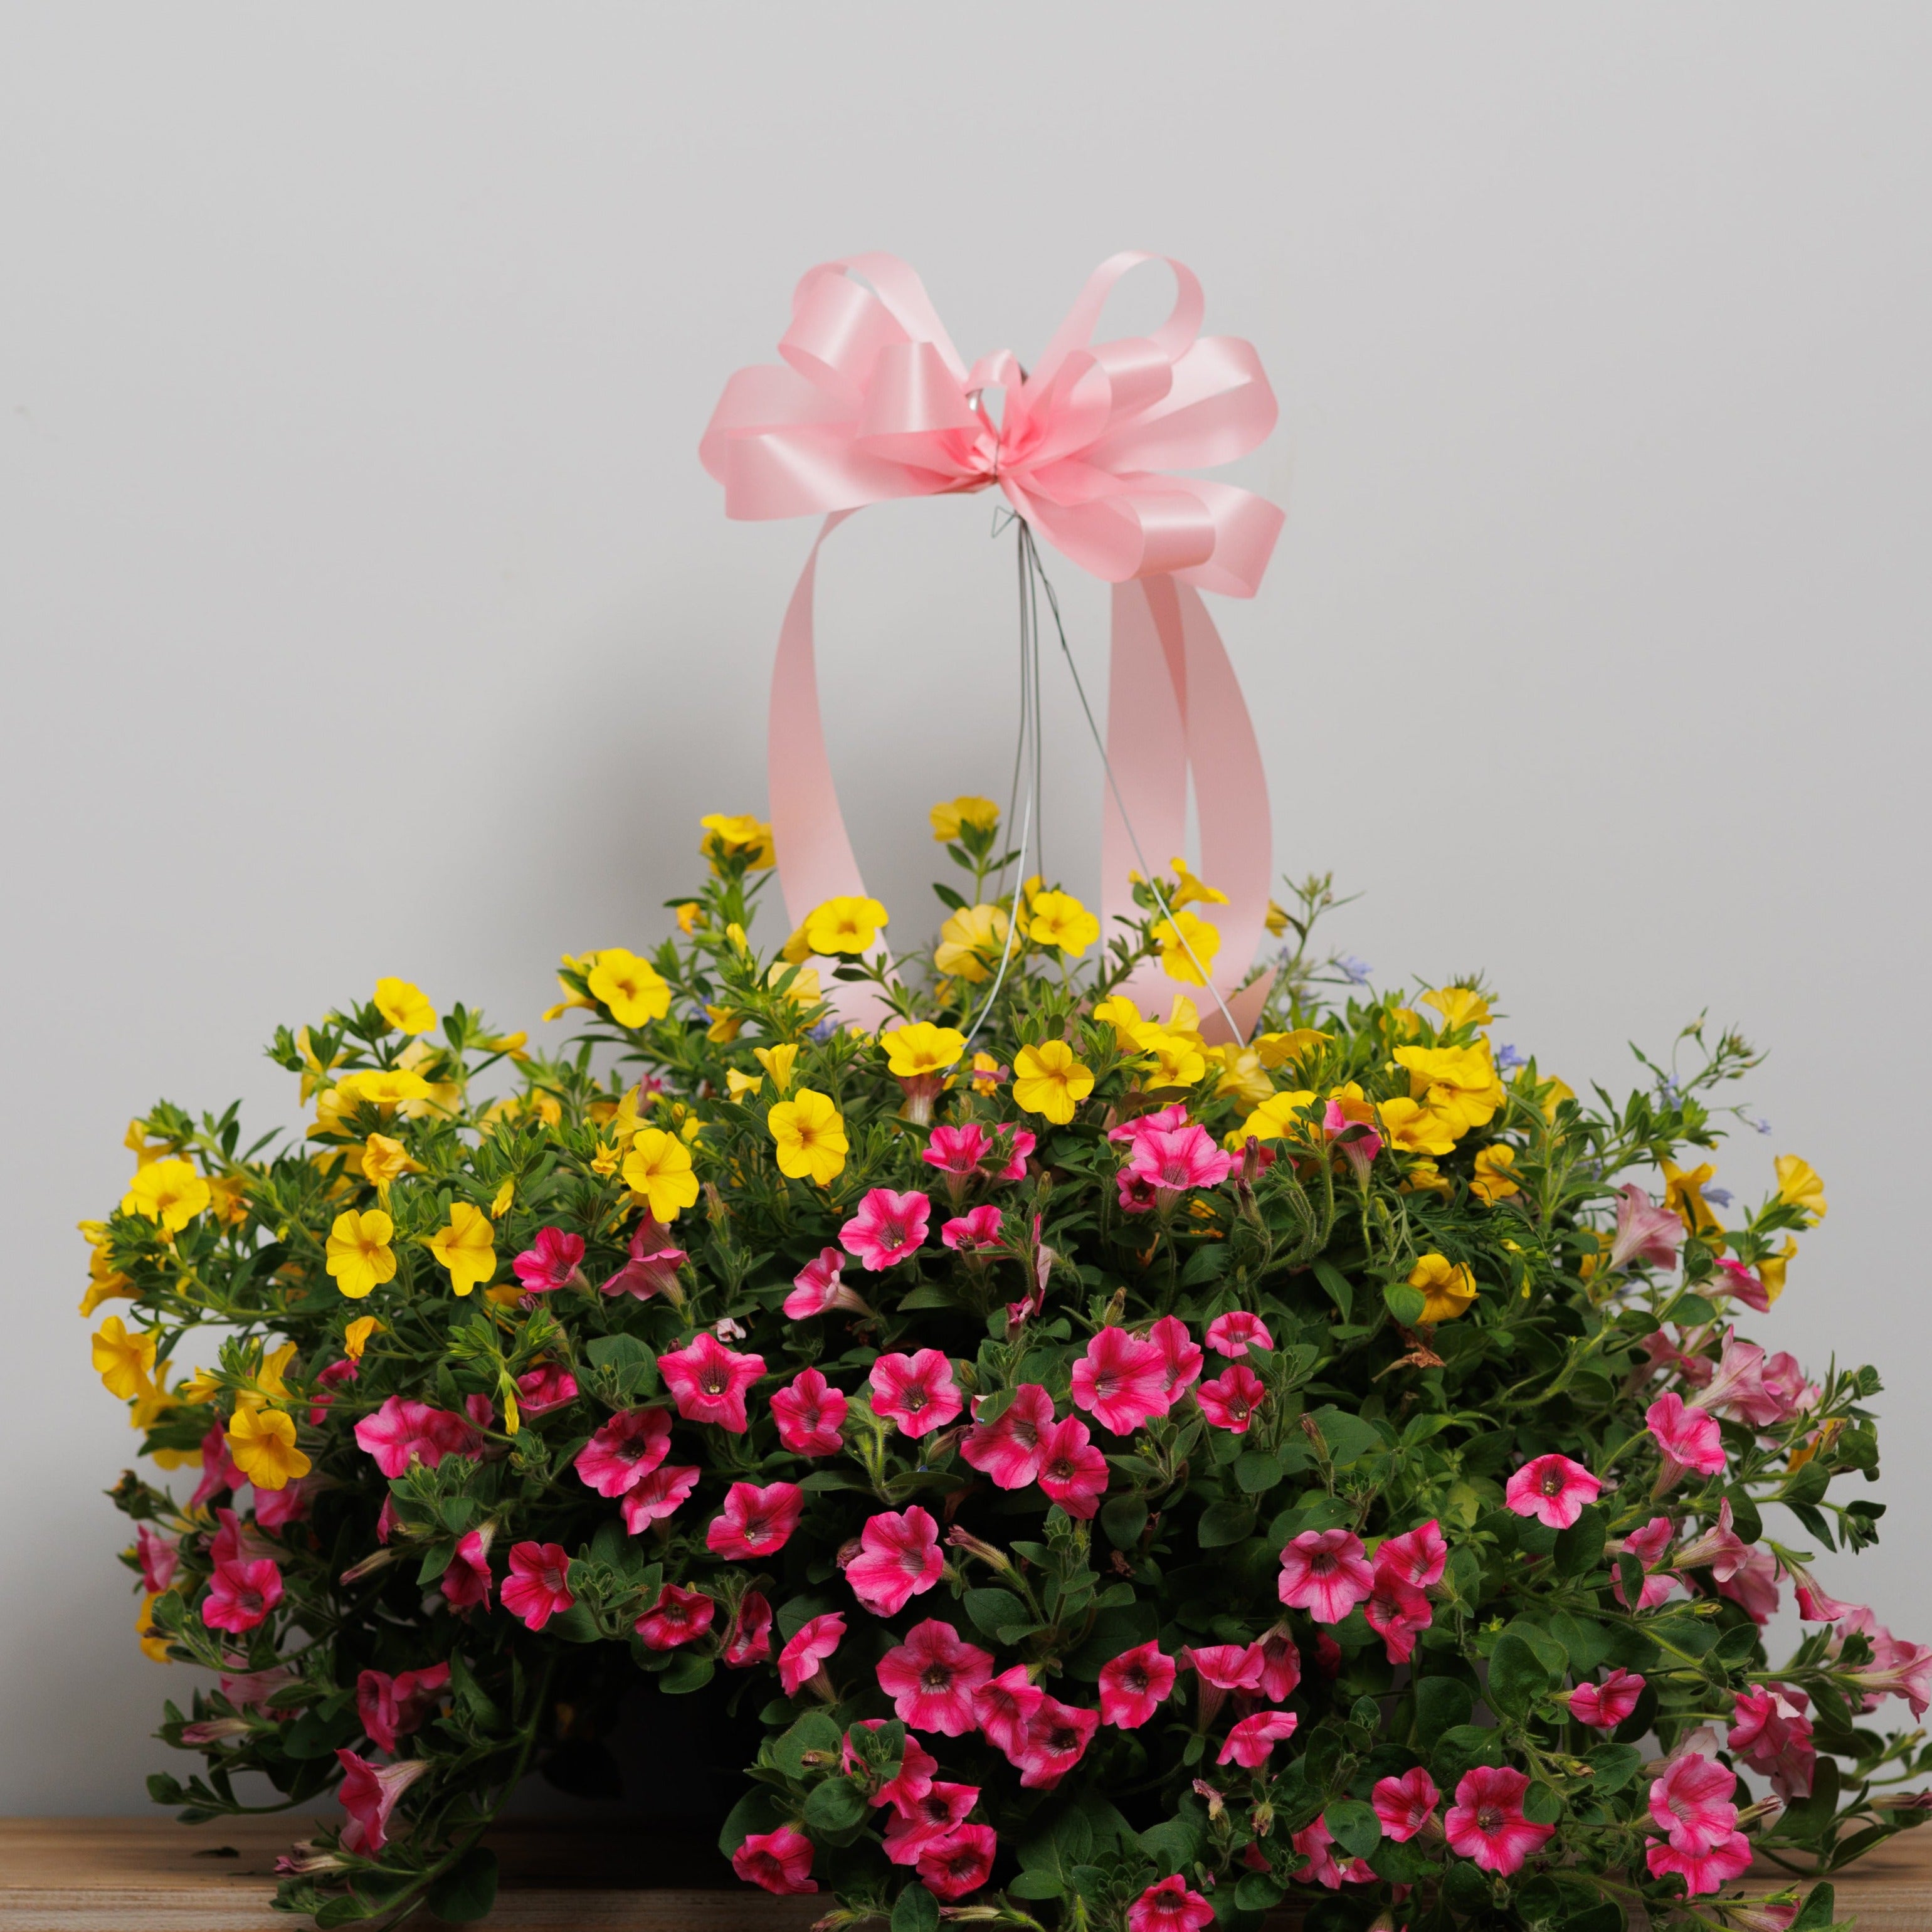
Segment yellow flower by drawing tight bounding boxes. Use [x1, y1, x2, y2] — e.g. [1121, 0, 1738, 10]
[1153, 909, 1220, 986]
[1237, 1090, 1317, 1144]
[1401, 1158, 1453, 1198]
[699, 812, 776, 871]
[882, 1022, 967, 1079]
[226, 1402, 310, 1491]
[1265, 899, 1291, 937]
[1206, 1045, 1274, 1111]
[1392, 1043, 1504, 1139]
[930, 795, 1000, 842]
[1131, 1024, 1206, 1090]
[754, 1043, 798, 1094]
[1378, 1095, 1459, 1158]
[1470, 1144, 1521, 1205]
[705, 1005, 743, 1044]
[1025, 890, 1100, 957]
[256, 1341, 298, 1403]
[135, 1593, 171, 1663]
[1165, 857, 1228, 911]
[1422, 986, 1491, 1032]
[1758, 1237, 1797, 1302]
[768, 1088, 849, 1186]
[205, 1173, 250, 1227]
[92, 1316, 156, 1398]
[726, 1069, 764, 1101]
[490, 1180, 514, 1219]
[373, 976, 436, 1035]
[428, 1203, 497, 1297]
[1775, 1155, 1827, 1223]
[804, 895, 889, 956]
[121, 1158, 211, 1233]
[934, 903, 1010, 983]
[79, 1239, 136, 1317]
[769, 960, 821, 1006]
[1408, 1253, 1478, 1322]
[541, 952, 601, 1023]
[971, 1051, 1005, 1096]
[344, 1315, 381, 1360]
[1090, 995, 1144, 1051]
[1662, 1159, 1723, 1237]
[590, 1138, 623, 1176]
[124, 1119, 176, 1168]
[314, 1069, 436, 1138]
[623, 1127, 700, 1221]
[675, 901, 703, 935]
[325, 1209, 396, 1299]
[1011, 1040, 1094, 1125]
[360, 1133, 420, 1191]
[588, 949, 672, 1029]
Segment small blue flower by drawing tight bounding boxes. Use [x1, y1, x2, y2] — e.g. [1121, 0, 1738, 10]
[1657, 1076, 1679, 1101]
[1495, 1043, 1528, 1072]
[808, 1016, 840, 1044]
[1702, 1186, 1733, 1208]
[1338, 954, 1373, 987]
[1750, 1116, 1773, 1136]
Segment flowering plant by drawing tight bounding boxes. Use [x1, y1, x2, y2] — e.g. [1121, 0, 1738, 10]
[89, 798, 1923, 1932]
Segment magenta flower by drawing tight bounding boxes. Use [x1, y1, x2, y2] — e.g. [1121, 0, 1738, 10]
[1277, 1529, 1375, 1623]
[1783, 1553, 1858, 1623]
[1711, 1255, 1773, 1312]
[136, 1524, 179, 1595]
[1322, 1096, 1383, 1184]
[1148, 1314, 1204, 1400]
[500, 1542, 574, 1632]
[1187, 1642, 1265, 1692]
[440, 1529, 493, 1610]
[1071, 1326, 1171, 1434]
[657, 1332, 765, 1432]
[352, 1395, 480, 1477]
[1010, 1695, 1099, 1789]
[601, 1217, 688, 1302]
[1036, 1414, 1109, 1519]
[990, 1125, 1036, 1181]
[942, 1204, 1005, 1252]
[1107, 1101, 1191, 1151]
[972, 1665, 1046, 1757]
[961, 1383, 1055, 1487]
[189, 1420, 241, 1508]
[306, 1357, 357, 1427]
[723, 1590, 773, 1668]
[838, 1186, 932, 1270]
[844, 1505, 943, 1616]
[857, 1723, 939, 1812]
[1646, 1391, 1727, 1487]
[1649, 1751, 1739, 1854]
[1291, 1815, 1373, 1889]
[1195, 1363, 1266, 1433]
[771, 1366, 848, 1456]
[1205, 1311, 1274, 1358]
[1128, 1876, 1215, 1932]
[573, 1408, 672, 1497]
[1834, 1609, 1932, 1714]
[1364, 1570, 1433, 1663]
[356, 1664, 447, 1754]
[869, 1349, 962, 1438]
[1444, 1765, 1555, 1874]
[778, 1612, 846, 1697]
[882, 1780, 981, 1866]
[1129, 1124, 1233, 1195]
[1116, 1169, 1160, 1214]
[1376, 1519, 1449, 1590]
[619, 1463, 700, 1532]
[1728, 1685, 1815, 1799]
[1568, 1667, 1646, 1731]
[783, 1247, 868, 1319]
[514, 1362, 579, 1415]
[634, 1582, 715, 1650]
[1607, 1183, 1686, 1273]
[202, 1557, 283, 1634]
[334, 1751, 428, 1854]
[1611, 1514, 1679, 1610]
[1373, 1766, 1442, 1842]
[705, 1479, 805, 1560]
[1503, 1453, 1602, 1528]
[922, 1122, 992, 1180]
[1254, 1625, 1302, 1702]
[209, 1507, 275, 1568]
[1098, 1641, 1176, 1729]
[731, 1825, 816, 1895]
[876, 1619, 994, 1735]
[1217, 1709, 1299, 1768]
[512, 1227, 585, 1295]
[916, 1822, 997, 1901]
[1645, 1831, 1753, 1898]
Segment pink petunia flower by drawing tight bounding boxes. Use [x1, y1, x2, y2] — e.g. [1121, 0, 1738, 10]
[1649, 1752, 1739, 1854]
[778, 1613, 846, 1698]
[1834, 1608, 1932, 1715]
[1647, 1391, 1727, 1488]
[1611, 1514, 1680, 1611]
[1099, 1642, 1176, 1729]
[845, 1506, 944, 1617]
[1646, 1831, 1754, 1898]
[783, 1247, 869, 1319]
[990, 1126, 1036, 1181]
[1205, 1311, 1274, 1358]
[335, 1751, 428, 1854]
[723, 1590, 773, 1668]
[190, 1420, 241, 1508]
[1108, 1102, 1192, 1152]
[619, 1463, 700, 1533]
[1693, 1333, 1778, 1427]
[356, 1665, 447, 1754]
[838, 1187, 932, 1270]
[1148, 1314, 1204, 1401]
[1504, 1454, 1602, 1528]
[1363, 1570, 1433, 1663]
[1278, 1529, 1376, 1623]
[202, 1557, 283, 1634]
[731, 1825, 816, 1895]
[353, 1396, 481, 1477]
[1254, 1625, 1302, 1703]
[307, 1358, 357, 1427]
[658, 1333, 765, 1432]
[916, 1822, 997, 1901]
[1642, 1327, 1716, 1389]
[972, 1665, 1045, 1757]
[1718, 1544, 1782, 1623]
[1728, 1685, 1815, 1800]
[1036, 1414, 1109, 1519]
[1322, 1097, 1383, 1185]
[1607, 1184, 1686, 1273]
[961, 1383, 1055, 1487]
[600, 1217, 688, 1302]
[1195, 1364, 1266, 1433]
[1116, 1168, 1161, 1214]
[136, 1524, 179, 1595]
[922, 1122, 993, 1182]
[209, 1508, 275, 1569]
[1444, 1765, 1555, 1874]
[573, 1408, 672, 1497]
[1291, 1815, 1375, 1889]
[440, 1529, 493, 1610]
[634, 1582, 715, 1650]
[512, 1227, 586, 1295]
[942, 1205, 1005, 1252]
[1072, 1327, 1171, 1434]
[869, 1349, 963, 1438]
[1376, 1519, 1449, 1590]
[1010, 1695, 1099, 1789]
[877, 1620, 994, 1736]
[1568, 1667, 1646, 1731]
[1672, 1499, 1750, 1582]
[1217, 1709, 1299, 1768]
[705, 1480, 806, 1561]
[500, 1542, 574, 1632]
[514, 1362, 579, 1415]
[1373, 1766, 1442, 1842]
[1129, 1124, 1234, 1196]
[852, 1721, 939, 1812]
[1188, 1643, 1265, 1692]
[1127, 1876, 1216, 1932]
[1712, 1256, 1773, 1313]
[771, 1366, 848, 1456]
[882, 1780, 980, 1866]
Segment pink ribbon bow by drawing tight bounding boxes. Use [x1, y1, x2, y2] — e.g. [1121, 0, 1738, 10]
[700, 251, 1284, 1039]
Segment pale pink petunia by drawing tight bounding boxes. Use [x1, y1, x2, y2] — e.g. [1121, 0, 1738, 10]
[619, 1463, 700, 1533]
[844, 1506, 944, 1617]
[1761, 1351, 1819, 1421]
[1718, 1544, 1781, 1623]
[778, 1612, 845, 1697]
[1099, 1642, 1176, 1729]
[202, 1557, 283, 1634]
[1728, 1685, 1815, 1800]
[356, 1664, 447, 1753]
[512, 1227, 586, 1294]
[1072, 1327, 1171, 1434]
[1647, 1391, 1728, 1487]
[1195, 1364, 1266, 1433]
[771, 1366, 848, 1455]
[600, 1216, 687, 1301]
[1036, 1414, 1109, 1519]
[877, 1620, 993, 1736]
[1834, 1608, 1932, 1716]
[783, 1247, 868, 1319]
[335, 1751, 428, 1854]
[1672, 1499, 1750, 1582]
[882, 1780, 981, 1866]
[869, 1349, 962, 1438]
[838, 1187, 932, 1271]
[136, 1524, 179, 1595]
[658, 1333, 764, 1432]
[1568, 1667, 1646, 1731]
[440, 1529, 493, 1610]
[353, 1395, 480, 1477]
[634, 1582, 715, 1650]
[961, 1383, 1055, 1488]
[916, 1822, 997, 1901]
[500, 1542, 574, 1632]
[971, 1665, 1045, 1757]
[1792, 1563, 1859, 1623]
[1607, 1183, 1686, 1273]
[723, 1590, 773, 1668]
[731, 1825, 816, 1895]
[1693, 1333, 1776, 1427]
[705, 1480, 805, 1561]
[573, 1408, 672, 1497]
[1642, 1328, 1716, 1389]
[1646, 1831, 1753, 1898]
[1010, 1695, 1099, 1789]
[1205, 1311, 1274, 1358]
[1504, 1453, 1602, 1528]
[1148, 1314, 1204, 1400]
[1363, 1569, 1433, 1663]
[221, 1665, 299, 1714]
[1278, 1529, 1375, 1623]
[1217, 1709, 1298, 1768]
[514, 1362, 579, 1415]
[1711, 1256, 1773, 1313]
[1444, 1765, 1555, 1875]
[1130, 1124, 1234, 1195]
[1373, 1766, 1442, 1842]
[942, 1204, 1005, 1252]
[1107, 1102, 1192, 1151]
[1612, 1514, 1680, 1611]
[1127, 1876, 1215, 1932]
[1650, 1752, 1740, 1854]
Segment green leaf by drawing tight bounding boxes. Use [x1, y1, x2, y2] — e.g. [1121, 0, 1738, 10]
[1312, 1259, 1354, 1320]
[1583, 1743, 1642, 1795]
[1306, 1405, 1384, 1466]
[1326, 1798, 1382, 1859]
[1553, 1506, 1607, 1578]
[892, 1880, 944, 1932]
[1383, 1280, 1427, 1326]
[1234, 1871, 1284, 1910]
[964, 1588, 1029, 1638]
[1138, 1815, 1201, 1870]
[1101, 1494, 1148, 1549]
[659, 1651, 714, 1696]
[802, 1775, 867, 1831]
[1546, 1612, 1615, 1676]
[771, 1710, 843, 1778]
[1196, 1500, 1257, 1548]
[1489, 1631, 1551, 1718]
[1414, 1674, 1474, 1749]
[1006, 1870, 1065, 1900]
[717, 1789, 781, 1859]
[1233, 1451, 1285, 1494]
[1790, 1882, 1838, 1932]
[1523, 1781, 1563, 1825]
[425, 1848, 499, 1924]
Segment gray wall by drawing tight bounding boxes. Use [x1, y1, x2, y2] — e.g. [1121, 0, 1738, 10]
[3, 4, 1926, 1810]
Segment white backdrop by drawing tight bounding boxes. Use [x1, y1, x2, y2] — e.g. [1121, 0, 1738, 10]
[3, 4, 1927, 1811]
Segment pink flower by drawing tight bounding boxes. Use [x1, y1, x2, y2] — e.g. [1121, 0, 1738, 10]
[1642, 1328, 1716, 1388]
[1647, 1391, 1728, 1487]
[1718, 1545, 1782, 1623]
[1444, 1765, 1555, 1875]
[1099, 1642, 1176, 1728]
[1568, 1667, 1646, 1731]
[1611, 1514, 1679, 1611]
[916, 1822, 997, 1900]
[1205, 1311, 1274, 1358]
[783, 1247, 868, 1319]
[1649, 1751, 1738, 1854]
[845, 1506, 944, 1617]
[723, 1590, 773, 1668]
[961, 1383, 1055, 1488]
[1217, 1709, 1298, 1768]
[991, 1126, 1036, 1181]
[850, 1721, 938, 1811]
[1783, 1554, 1858, 1623]
[136, 1524, 179, 1595]
[838, 1187, 932, 1270]
[307, 1358, 357, 1426]
[1108, 1101, 1192, 1151]
[222, 1664, 299, 1713]
[1729, 1685, 1815, 1800]
[1834, 1609, 1932, 1716]
[512, 1227, 585, 1294]
[1148, 1314, 1203, 1400]
[619, 1464, 700, 1532]
[1254, 1626, 1302, 1702]
[1376, 1519, 1449, 1590]
[1646, 1832, 1753, 1898]
[352, 1396, 480, 1477]
[634, 1582, 715, 1650]
[1010, 1696, 1099, 1789]
[1373, 1766, 1442, 1842]
[500, 1542, 574, 1632]
[1607, 1183, 1686, 1273]
[941, 1205, 1005, 1252]
[210, 1507, 275, 1568]
[1195, 1364, 1265, 1433]
[514, 1363, 579, 1415]
[601, 1217, 687, 1301]
[1693, 1333, 1776, 1426]
[1672, 1499, 1750, 1581]
[1762, 1351, 1819, 1420]
[356, 1665, 448, 1754]
[1278, 1529, 1375, 1623]
[440, 1529, 493, 1610]
[1127, 1876, 1215, 1932]
[189, 1420, 241, 1508]
[778, 1613, 845, 1697]
[1130, 1124, 1233, 1195]
[882, 1781, 981, 1866]
[1712, 1256, 1772, 1313]
[334, 1751, 428, 1854]
[869, 1349, 963, 1438]
[877, 1620, 994, 1735]
[771, 1366, 848, 1456]
[201, 1557, 283, 1634]
[922, 1122, 992, 1180]
[1072, 1327, 1170, 1433]
[1116, 1168, 1160, 1214]
[1503, 1454, 1602, 1528]
[1363, 1570, 1433, 1663]
[657, 1333, 765, 1432]
[1290, 1815, 1374, 1889]
[706, 1480, 806, 1560]
[1037, 1414, 1109, 1519]
[972, 1665, 1045, 1756]
[731, 1825, 816, 1895]
[1188, 1642, 1265, 1692]
[1322, 1097, 1383, 1184]
[573, 1408, 672, 1497]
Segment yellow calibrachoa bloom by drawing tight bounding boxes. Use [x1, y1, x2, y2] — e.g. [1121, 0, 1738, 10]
[623, 1128, 700, 1222]
[428, 1203, 497, 1297]
[135, 1593, 170, 1662]
[882, 1022, 967, 1079]
[930, 795, 1000, 842]
[1378, 1095, 1459, 1158]
[931, 904, 1008, 982]
[753, 1043, 798, 1094]
[1470, 1144, 1521, 1205]
[1011, 1040, 1094, 1126]
[971, 1052, 1004, 1095]
[122, 1158, 211, 1233]
[1392, 1043, 1504, 1139]
[124, 1119, 176, 1168]
[344, 1315, 381, 1360]
[226, 1402, 310, 1490]
[490, 1180, 514, 1220]
[1775, 1155, 1827, 1223]
[1025, 890, 1100, 957]
[699, 813, 776, 871]
[803, 896, 889, 956]
[1164, 857, 1229, 910]
[1206, 1044, 1274, 1111]
[1408, 1253, 1479, 1322]
[1662, 1159, 1723, 1237]
[1090, 995, 1144, 1050]
[767, 1088, 848, 1185]
[588, 949, 672, 1029]
[79, 1226, 135, 1317]
[92, 1316, 156, 1398]
[1237, 1090, 1318, 1144]
[325, 1209, 396, 1299]
[1132, 1024, 1206, 1090]
[705, 1005, 744, 1043]
[1758, 1237, 1797, 1301]
[374, 976, 436, 1035]
[1152, 909, 1221, 986]
[1422, 986, 1492, 1032]
[726, 1069, 764, 1101]
[360, 1133, 420, 1191]
[542, 951, 602, 1023]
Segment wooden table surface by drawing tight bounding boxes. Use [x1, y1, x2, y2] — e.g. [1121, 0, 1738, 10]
[3, 1815, 1929, 1930]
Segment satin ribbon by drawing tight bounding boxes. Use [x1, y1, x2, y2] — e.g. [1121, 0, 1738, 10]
[700, 252, 1284, 1042]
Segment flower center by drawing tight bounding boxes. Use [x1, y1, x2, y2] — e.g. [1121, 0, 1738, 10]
[700, 1368, 728, 1395]
[1540, 1470, 1565, 1496]
[921, 1664, 953, 1692]
[1477, 1805, 1503, 1834]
